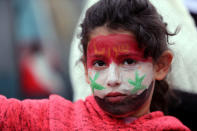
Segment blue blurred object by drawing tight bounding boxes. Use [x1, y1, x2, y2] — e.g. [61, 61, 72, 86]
[183, 0, 197, 14]
[0, 0, 20, 98]
[14, 0, 39, 42]
[183, 0, 197, 26]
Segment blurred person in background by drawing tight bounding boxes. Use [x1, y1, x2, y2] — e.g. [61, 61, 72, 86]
[0, 0, 86, 100]
[13, 0, 79, 100]
[19, 42, 65, 98]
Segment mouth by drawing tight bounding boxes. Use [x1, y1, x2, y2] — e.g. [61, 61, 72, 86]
[105, 92, 127, 103]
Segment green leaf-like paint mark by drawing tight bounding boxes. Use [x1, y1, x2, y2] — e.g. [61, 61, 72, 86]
[89, 72, 106, 93]
[128, 71, 147, 94]
[93, 72, 99, 81]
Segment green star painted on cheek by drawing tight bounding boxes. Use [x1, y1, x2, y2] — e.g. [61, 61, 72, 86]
[128, 71, 147, 94]
[89, 72, 106, 93]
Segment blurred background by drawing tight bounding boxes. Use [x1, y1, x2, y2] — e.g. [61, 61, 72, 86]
[0, 0, 86, 100]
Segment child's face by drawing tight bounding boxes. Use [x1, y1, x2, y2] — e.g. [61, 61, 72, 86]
[85, 26, 169, 117]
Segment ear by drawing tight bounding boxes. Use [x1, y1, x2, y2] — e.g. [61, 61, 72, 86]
[154, 50, 173, 80]
[84, 63, 91, 84]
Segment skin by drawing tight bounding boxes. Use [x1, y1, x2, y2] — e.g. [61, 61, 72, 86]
[87, 34, 154, 99]
[84, 26, 173, 118]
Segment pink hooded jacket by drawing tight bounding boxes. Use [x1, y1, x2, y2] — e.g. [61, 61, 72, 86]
[0, 95, 190, 131]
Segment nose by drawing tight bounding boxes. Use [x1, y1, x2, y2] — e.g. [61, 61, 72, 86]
[107, 63, 121, 87]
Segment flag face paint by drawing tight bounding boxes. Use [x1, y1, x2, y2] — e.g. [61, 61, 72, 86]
[89, 72, 106, 93]
[94, 82, 154, 116]
[87, 34, 153, 97]
[88, 62, 154, 98]
[87, 34, 152, 69]
[86, 34, 154, 116]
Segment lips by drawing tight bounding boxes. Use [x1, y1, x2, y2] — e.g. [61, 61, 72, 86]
[105, 92, 127, 103]
[106, 92, 126, 97]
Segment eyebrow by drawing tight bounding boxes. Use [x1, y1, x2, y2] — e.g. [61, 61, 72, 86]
[89, 54, 105, 58]
[116, 53, 142, 59]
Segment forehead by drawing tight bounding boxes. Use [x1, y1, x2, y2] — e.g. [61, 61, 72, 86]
[86, 28, 153, 65]
[88, 26, 140, 54]
[89, 26, 135, 40]
[88, 34, 141, 54]
[87, 33, 144, 57]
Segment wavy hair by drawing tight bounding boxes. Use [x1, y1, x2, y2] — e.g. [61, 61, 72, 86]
[80, 0, 178, 114]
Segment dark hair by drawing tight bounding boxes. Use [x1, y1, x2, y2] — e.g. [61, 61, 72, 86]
[80, 0, 177, 114]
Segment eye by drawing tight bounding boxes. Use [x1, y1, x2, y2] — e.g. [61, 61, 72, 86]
[93, 60, 106, 67]
[123, 58, 136, 65]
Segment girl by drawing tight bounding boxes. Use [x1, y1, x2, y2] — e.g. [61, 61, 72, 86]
[0, 0, 190, 130]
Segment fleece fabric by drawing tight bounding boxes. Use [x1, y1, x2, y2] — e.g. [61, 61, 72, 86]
[0, 95, 190, 131]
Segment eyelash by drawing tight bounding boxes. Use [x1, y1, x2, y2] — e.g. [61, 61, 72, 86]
[93, 60, 106, 67]
[91, 58, 137, 69]
[122, 58, 137, 65]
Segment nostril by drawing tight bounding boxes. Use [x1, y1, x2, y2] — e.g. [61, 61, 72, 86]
[107, 81, 120, 87]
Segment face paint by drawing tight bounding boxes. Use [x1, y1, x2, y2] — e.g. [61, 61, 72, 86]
[89, 72, 106, 93]
[88, 62, 153, 98]
[87, 34, 152, 69]
[129, 71, 147, 94]
[94, 82, 154, 116]
[87, 34, 154, 116]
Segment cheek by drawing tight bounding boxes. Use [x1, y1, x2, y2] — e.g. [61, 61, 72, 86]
[119, 63, 154, 92]
[119, 64, 140, 86]
[120, 70, 135, 84]
[88, 69, 112, 99]
[88, 69, 108, 85]
[88, 70, 93, 78]
[139, 63, 154, 85]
